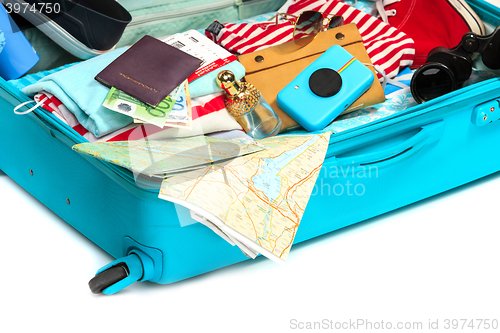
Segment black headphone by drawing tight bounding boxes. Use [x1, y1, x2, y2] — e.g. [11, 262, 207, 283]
[410, 26, 500, 104]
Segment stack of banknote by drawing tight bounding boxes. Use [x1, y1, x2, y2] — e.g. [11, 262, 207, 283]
[102, 79, 192, 129]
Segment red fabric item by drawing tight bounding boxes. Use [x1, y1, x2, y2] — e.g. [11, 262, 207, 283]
[206, 0, 415, 79]
[37, 92, 231, 143]
[386, 0, 472, 69]
[105, 96, 227, 142]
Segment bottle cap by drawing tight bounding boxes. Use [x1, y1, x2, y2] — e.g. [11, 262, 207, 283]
[216, 70, 241, 97]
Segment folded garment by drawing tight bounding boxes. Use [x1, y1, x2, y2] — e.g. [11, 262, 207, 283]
[383, 66, 412, 98]
[37, 91, 242, 142]
[23, 48, 131, 138]
[206, 0, 415, 79]
[22, 47, 245, 137]
[9, 63, 76, 91]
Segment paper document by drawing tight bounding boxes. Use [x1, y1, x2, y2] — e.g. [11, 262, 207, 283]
[72, 135, 265, 177]
[161, 30, 237, 82]
[132, 81, 193, 129]
[159, 133, 331, 262]
[162, 81, 192, 128]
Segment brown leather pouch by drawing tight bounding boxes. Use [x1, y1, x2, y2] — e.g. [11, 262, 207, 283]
[238, 23, 385, 132]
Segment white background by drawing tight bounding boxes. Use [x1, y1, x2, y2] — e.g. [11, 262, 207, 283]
[1, 167, 499, 332]
[2, 0, 500, 332]
[487, 0, 500, 7]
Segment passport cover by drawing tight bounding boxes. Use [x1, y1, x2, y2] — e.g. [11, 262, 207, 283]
[95, 35, 203, 107]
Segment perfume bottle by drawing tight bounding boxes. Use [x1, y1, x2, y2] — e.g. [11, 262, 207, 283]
[216, 70, 282, 139]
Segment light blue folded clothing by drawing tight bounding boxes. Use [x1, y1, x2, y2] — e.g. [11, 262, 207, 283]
[9, 63, 77, 91]
[22, 48, 245, 138]
[383, 66, 413, 97]
[23, 48, 131, 138]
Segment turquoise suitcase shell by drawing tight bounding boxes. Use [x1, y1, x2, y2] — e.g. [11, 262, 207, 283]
[1, 0, 500, 294]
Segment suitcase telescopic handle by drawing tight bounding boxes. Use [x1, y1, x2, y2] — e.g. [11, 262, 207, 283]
[332, 121, 444, 169]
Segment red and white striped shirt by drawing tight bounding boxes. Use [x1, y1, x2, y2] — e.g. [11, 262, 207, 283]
[205, 0, 414, 79]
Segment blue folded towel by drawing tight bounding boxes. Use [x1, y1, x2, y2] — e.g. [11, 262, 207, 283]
[23, 48, 131, 138]
[22, 48, 246, 138]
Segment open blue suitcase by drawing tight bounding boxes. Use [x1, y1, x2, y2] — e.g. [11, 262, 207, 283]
[1, 0, 500, 294]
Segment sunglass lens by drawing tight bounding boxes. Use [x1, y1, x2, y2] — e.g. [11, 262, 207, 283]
[294, 11, 323, 46]
[411, 63, 456, 103]
[327, 16, 344, 30]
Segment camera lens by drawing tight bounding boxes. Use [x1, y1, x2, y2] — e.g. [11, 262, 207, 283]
[410, 63, 457, 103]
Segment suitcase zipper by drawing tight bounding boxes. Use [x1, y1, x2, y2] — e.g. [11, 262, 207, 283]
[127, 0, 278, 29]
[128, 0, 239, 29]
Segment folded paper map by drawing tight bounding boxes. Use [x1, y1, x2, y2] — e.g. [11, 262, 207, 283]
[72, 136, 265, 177]
[159, 132, 331, 262]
